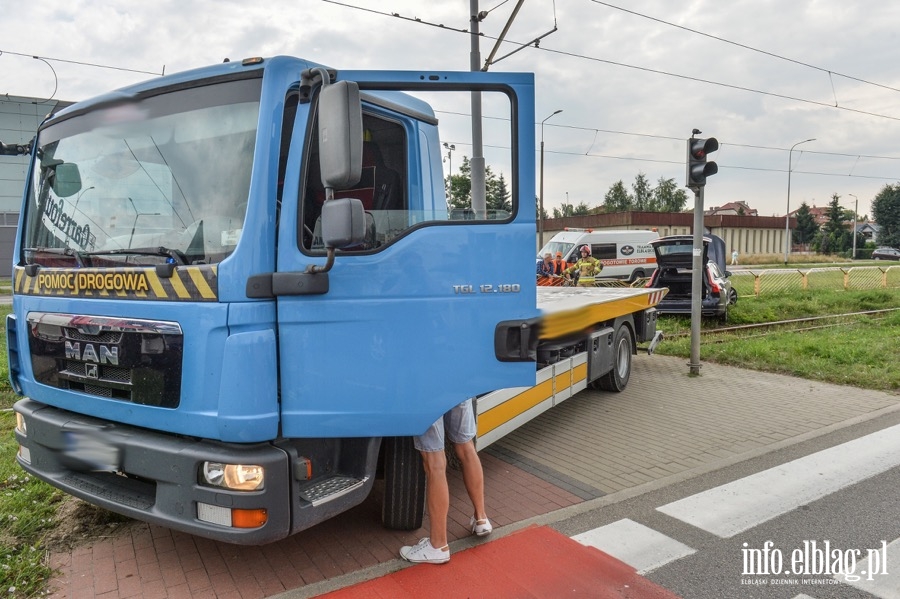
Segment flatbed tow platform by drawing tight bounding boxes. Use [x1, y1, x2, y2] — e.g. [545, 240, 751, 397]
[477, 285, 667, 448]
[537, 285, 667, 340]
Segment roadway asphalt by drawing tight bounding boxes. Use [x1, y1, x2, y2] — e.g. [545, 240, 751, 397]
[43, 353, 900, 598]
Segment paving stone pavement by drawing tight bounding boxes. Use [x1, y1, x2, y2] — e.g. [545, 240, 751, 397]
[44, 354, 900, 598]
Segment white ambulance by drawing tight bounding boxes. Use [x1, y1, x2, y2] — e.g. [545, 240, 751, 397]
[538, 228, 659, 282]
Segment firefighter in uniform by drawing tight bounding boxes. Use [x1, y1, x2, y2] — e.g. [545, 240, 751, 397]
[565, 245, 603, 285]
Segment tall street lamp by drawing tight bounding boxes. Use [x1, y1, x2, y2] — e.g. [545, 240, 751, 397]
[849, 193, 858, 259]
[442, 142, 455, 194]
[784, 138, 816, 264]
[539, 109, 562, 249]
[443, 142, 455, 176]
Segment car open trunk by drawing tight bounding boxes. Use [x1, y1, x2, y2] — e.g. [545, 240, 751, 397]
[649, 234, 728, 316]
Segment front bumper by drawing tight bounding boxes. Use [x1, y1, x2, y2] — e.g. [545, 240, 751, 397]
[14, 398, 292, 544]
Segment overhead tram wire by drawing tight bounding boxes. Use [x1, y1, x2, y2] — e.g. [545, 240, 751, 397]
[586, 0, 900, 95]
[0, 49, 164, 77]
[323, 1, 900, 123]
[323, 2, 900, 179]
[433, 108, 900, 163]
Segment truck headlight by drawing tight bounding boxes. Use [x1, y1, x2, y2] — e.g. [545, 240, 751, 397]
[15, 413, 26, 435]
[201, 462, 264, 491]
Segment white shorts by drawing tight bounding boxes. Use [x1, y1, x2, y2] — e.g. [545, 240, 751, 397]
[413, 399, 476, 453]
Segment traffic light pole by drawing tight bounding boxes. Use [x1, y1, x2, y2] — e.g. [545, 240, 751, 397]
[689, 185, 704, 375]
[685, 132, 718, 376]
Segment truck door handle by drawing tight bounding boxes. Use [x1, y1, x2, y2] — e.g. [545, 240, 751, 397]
[494, 318, 539, 362]
[246, 272, 330, 297]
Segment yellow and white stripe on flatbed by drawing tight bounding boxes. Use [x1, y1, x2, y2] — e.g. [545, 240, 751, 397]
[537, 286, 666, 340]
[477, 352, 589, 450]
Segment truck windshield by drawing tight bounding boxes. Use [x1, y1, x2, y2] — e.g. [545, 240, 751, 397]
[22, 77, 261, 267]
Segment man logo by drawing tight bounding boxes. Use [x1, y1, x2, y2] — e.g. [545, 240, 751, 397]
[85, 364, 99, 379]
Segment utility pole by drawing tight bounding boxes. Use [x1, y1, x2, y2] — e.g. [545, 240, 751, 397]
[470, 0, 486, 218]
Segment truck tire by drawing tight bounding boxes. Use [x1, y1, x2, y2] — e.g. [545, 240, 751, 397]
[381, 436, 425, 530]
[596, 325, 632, 392]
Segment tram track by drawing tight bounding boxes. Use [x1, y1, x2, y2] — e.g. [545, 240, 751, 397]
[663, 308, 900, 342]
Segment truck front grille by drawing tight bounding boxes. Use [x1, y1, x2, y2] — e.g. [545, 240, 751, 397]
[27, 312, 183, 408]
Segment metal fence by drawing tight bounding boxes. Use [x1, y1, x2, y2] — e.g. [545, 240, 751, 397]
[730, 265, 900, 298]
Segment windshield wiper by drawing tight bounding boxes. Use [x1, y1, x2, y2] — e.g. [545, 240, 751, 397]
[25, 246, 86, 267]
[83, 246, 187, 266]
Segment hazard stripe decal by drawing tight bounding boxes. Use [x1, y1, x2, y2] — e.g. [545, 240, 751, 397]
[12, 265, 219, 302]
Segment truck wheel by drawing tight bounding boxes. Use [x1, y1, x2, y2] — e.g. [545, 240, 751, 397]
[596, 325, 632, 392]
[381, 436, 425, 530]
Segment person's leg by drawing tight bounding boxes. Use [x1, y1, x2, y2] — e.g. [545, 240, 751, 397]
[447, 400, 492, 536]
[453, 439, 486, 521]
[420, 449, 450, 548]
[400, 418, 451, 563]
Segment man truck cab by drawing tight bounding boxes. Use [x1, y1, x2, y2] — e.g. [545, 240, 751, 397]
[8, 56, 665, 545]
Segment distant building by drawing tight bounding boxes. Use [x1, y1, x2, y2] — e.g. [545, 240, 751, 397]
[705, 201, 758, 217]
[789, 204, 830, 226]
[0, 95, 73, 268]
[856, 222, 880, 245]
[540, 211, 792, 257]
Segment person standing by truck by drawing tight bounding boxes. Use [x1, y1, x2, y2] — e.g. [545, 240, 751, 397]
[400, 399, 492, 564]
[552, 251, 567, 275]
[537, 253, 554, 277]
[565, 245, 603, 285]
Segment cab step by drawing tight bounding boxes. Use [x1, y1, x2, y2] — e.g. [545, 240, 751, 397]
[298, 475, 368, 506]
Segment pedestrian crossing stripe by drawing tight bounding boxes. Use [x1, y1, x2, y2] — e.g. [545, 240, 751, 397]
[12, 265, 218, 301]
[572, 518, 696, 574]
[569, 423, 900, 598]
[656, 422, 900, 538]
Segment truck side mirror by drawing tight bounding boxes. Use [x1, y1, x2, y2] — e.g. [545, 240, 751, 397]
[51, 163, 83, 198]
[321, 197, 366, 249]
[318, 80, 363, 190]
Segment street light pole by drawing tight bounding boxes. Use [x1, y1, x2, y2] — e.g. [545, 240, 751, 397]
[443, 142, 455, 176]
[849, 193, 858, 259]
[539, 109, 562, 249]
[784, 138, 816, 265]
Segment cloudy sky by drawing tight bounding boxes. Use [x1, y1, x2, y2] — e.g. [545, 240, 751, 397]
[3, 0, 899, 219]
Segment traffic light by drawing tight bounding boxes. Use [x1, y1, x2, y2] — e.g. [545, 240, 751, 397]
[686, 136, 718, 188]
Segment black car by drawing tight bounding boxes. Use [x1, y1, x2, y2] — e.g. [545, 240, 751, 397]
[646, 234, 737, 320]
[872, 247, 900, 261]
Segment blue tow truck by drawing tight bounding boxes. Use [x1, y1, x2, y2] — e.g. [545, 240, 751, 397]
[4, 56, 663, 544]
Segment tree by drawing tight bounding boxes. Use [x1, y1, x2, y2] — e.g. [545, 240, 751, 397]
[814, 193, 851, 254]
[650, 177, 689, 212]
[446, 156, 472, 212]
[536, 197, 548, 221]
[603, 180, 631, 212]
[604, 175, 687, 213]
[631, 172, 652, 211]
[572, 202, 592, 216]
[486, 171, 511, 214]
[446, 156, 511, 215]
[553, 203, 575, 218]
[872, 183, 900, 249]
[793, 202, 819, 246]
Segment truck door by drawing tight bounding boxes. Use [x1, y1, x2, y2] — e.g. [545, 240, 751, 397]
[274, 71, 538, 439]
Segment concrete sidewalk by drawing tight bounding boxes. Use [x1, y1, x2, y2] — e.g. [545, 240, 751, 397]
[45, 355, 900, 598]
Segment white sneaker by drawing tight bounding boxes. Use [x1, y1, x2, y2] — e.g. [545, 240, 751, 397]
[399, 537, 450, 564]
[469, 516, 493, 537]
